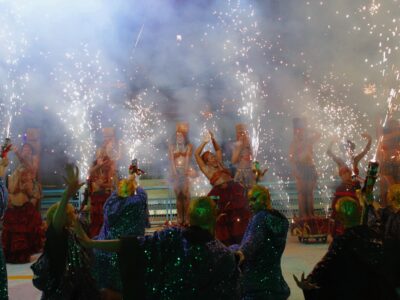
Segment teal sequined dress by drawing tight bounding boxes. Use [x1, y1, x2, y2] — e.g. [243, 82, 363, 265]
[93, 187, 148, 292]
[118, 226, 240, 300]
[0, 178, 8, 299]
[236, 210, 290, 300]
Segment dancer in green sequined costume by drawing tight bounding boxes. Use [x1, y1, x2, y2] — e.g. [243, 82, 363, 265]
[31, 164, 100, 299]
[231, 185, 290, 300]
[0, 140, 11, 300]
[76, 197, 240, 300]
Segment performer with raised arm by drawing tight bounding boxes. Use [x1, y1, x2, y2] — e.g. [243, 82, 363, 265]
[289, 118, 320, 218]
[31, 164, 100, 299]
[92, 165, 149, 295]
[75, 197, 240, 300]
[195, 130, 250, 245]
[168, 122, 193, 226]
[327, 132, 372, 181]
[232, 123, 256, 190]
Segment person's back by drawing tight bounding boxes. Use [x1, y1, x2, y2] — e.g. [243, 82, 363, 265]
[304, 225, 398, 300]
[240, 210, 290, 300]
[119, 226, 240, 300]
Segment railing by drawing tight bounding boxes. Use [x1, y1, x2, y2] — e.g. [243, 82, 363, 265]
[40, 179, 348, 224]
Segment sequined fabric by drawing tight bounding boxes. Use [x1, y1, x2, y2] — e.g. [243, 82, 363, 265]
[0, 178, 8, 299]
[37, 224, 100, 300]
[119, 226, 240, 299]
[331, 181, 359, 237]
[235, 210, 290, 300]
[304, 225, 398, 300]
[93, 187, 148, 292]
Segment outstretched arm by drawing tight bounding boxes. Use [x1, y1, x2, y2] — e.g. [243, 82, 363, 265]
[231, 139, 242, 165]
[52, 164, 84, 234]
[74, 219, 121, 252]
[354, 133, 372, 166]
[326, 141, 345, 168]
[209, 131, 222, 162]
[194, 139, 209, 174]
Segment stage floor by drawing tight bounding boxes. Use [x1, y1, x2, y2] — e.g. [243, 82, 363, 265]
[5, 234, 329, 300]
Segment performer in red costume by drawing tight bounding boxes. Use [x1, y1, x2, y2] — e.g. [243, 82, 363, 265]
[88, 147, 116, 237]
[195, 130, 250, 245]
[2, 142, 43, 263]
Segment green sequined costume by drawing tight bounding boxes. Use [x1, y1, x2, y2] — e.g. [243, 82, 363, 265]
[118, 226, 240, 300]
[235, 209, 290, 300]
[0, 178, 8, 299]
[93, 188, 148, 292]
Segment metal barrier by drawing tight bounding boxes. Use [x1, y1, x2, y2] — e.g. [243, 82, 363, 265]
[40, 179, 346, 224]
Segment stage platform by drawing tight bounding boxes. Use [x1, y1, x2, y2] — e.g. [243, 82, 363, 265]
[5, 233, 330, 300]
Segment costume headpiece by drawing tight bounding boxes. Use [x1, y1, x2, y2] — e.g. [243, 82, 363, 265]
[176, 122, 189, 136]
[334, 196, 361, 228]
[292, 117, 307, 129]
[235, 123, 247, 133]
[248, 185, 272, 210]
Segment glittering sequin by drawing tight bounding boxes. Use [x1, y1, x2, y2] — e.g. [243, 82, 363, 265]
[0, 178, 8, 299]
[93, 187, 148, 292]
[235, 209, 290, 300]
[35, 225, 100, 299]
[119, 226, 240, 299]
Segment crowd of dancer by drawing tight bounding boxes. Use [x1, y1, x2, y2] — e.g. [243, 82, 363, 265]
[0, 119, 399, 299]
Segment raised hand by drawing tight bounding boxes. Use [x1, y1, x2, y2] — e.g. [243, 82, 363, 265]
[63, 164, 85, 198]
[293, 272, 319, 290]
[208, 130, 215, 140]
[361, 132, 371, 140]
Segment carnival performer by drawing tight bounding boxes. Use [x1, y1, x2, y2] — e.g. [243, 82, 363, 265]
[231, 185, 290, 300]
[169, 122, 193, 226]
[195, 130, 250, 245]
[327, 133, 372, 181]
[31, 164, 100, 299]
[289, 118, 320, 218]
[377, 118, 400, 205]
[0, 138, 11, 299]
[380, 184, 400, 241]
[330, 165, 359, 237]
[377, 184, 400, 290]
[92, 172, 149, 295]
[294, 196, 399, 300]
[75, 197, 240, 300]
[232, 123, 256, 190]
[2, 142, 43, 264]
[88, 147, 116, 237]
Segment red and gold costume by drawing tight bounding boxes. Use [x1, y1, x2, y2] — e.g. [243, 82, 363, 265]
[2, 143, 43, 263]
[195, 135, 250, 245]
[88, 148, 116, 237]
